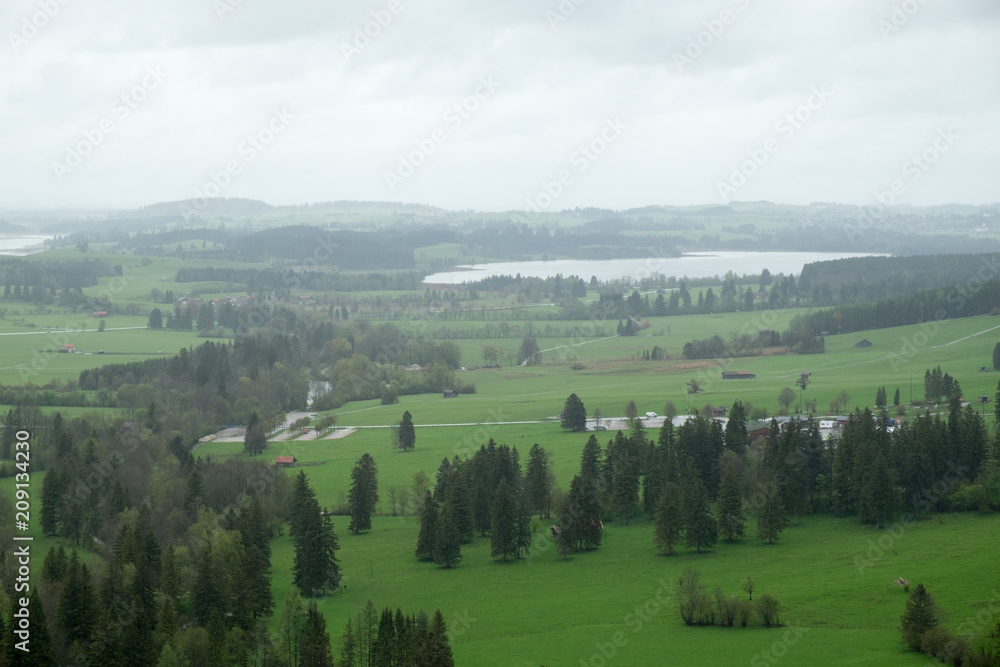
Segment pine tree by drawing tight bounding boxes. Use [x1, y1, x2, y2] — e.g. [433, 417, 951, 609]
[724, 401, 748, 454]
[58, 551, 98, 644]
[654, 482, 683, 555]
[893, 386, 901, 407]
[411, 610, 454, 667]
[183, 468, 204, 517]
[348, 453, 380, 534]
[41, 545, 68, 583]
[397, 411, 416, 452]
[609, 432, 640, 525]
[490, 478, 518, 562]
[683, 476, 718, 553]
[717, 458, 746, 541]
[293, 499, 342, 596]
[415, 492, 439, 561]
[40, 465, 61, 535]
[372, 607, 395, 667]
[524, 444, 553, 518]
[433, 501, 463, 568]
[756, 480, 788, 544]
[339, 618, 358, 667]
[561, 393, 587, 432]
[244, 411, 267, 455]
[875, 386, 887, 409]
[900, 583, 943, 650]
[193, 546, 222, 627]
[994, 342, 1000, 371]
[277, 588, 307, 667]
[302, 602, 335, 666]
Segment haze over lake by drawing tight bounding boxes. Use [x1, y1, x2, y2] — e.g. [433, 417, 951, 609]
[422, 251, 885, 285]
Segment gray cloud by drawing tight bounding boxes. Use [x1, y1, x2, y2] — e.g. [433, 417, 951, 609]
[1, 0, 997, 210]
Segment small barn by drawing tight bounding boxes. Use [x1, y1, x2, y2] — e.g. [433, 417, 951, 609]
[275, 456, 297, 468]
[442, 389, 459, 398]
[722, 370, 755, 379]
[58, 344, 75, 353]
[855, 339, 873, 348]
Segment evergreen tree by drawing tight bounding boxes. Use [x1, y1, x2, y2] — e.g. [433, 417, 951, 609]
[244, 411, 267, 455]
[579, 434, 602, 488]
[994, 342, 1000, 371]
[276, 588, 307, 667]
[372, 607, 395, 667]
[724, 401, 748, 453]
[444, 467, 473, 543]
[339, 618, 358, 667]
[561, 393, 587, 432]
[234, 495, 273, 623]
[860, 451, 896, 530]
[654, 482, 683, 555]
[609, 432, 640, 525]
[293, 498, 342, 596]
[415, 492, 439, 561]
[490, 478, 519, 562]
[433, 501, 463, 568]
[900, 583, 943, 650]
[147, 307, 163, 329]
[41, 545, 68, 583]
[894, 386, 901, 407]
[683, 475, 718, 553]
[58, 551, 98, 644]
[875, 386, 887, 409]
[717, 458, 746, 541]
[348, 453, 380, 534]
[193, 546, 222, 627]
[524, 444, 553, 518]
[40, 465, 61, 535]
[411, 610, 454, 667]
[302, 602, 335, 667]
[756, 477, 788, 544]
[397, 411, 416, 452]
[183, 468, 204, 517]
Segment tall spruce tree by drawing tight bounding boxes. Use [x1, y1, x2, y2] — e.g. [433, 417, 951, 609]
[490, 478, 518, 562]
[302, 602, 335, 666]
[397, 411, 416, 452]
[900, 583, 943, 650]
[433, 502, 463, 568]
[717, 457, 746, 541]
[654, 482, 683, 555]
[683, 475, 718, 553]
[415, 492, 439, 561]
[348, 453, 380, 534]
[756, 476, 788, 544]
[58, 551, 98, 644]
[561, 393, 587, 432]
[293, 478, 342, 596]
[524, 443, 553, 518]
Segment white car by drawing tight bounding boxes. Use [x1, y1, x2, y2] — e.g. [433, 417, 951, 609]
[309, 412, 317, 418]
[645, 411, 657, 418]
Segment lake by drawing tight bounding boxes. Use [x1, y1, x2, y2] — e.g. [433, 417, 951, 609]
[422, 251, 885, 285]
[0, 236, 52, 256]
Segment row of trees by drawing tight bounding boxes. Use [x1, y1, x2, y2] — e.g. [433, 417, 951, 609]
[338, 601, 453, 667]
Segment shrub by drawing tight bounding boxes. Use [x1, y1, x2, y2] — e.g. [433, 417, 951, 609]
[920, 627, 957, 658]
[755, 594, 782, 628]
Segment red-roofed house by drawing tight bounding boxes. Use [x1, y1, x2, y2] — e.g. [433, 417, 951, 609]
[275, 456, 296, 468]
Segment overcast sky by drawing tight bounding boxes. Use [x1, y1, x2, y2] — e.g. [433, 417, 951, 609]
[2, 0, 998, 213]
